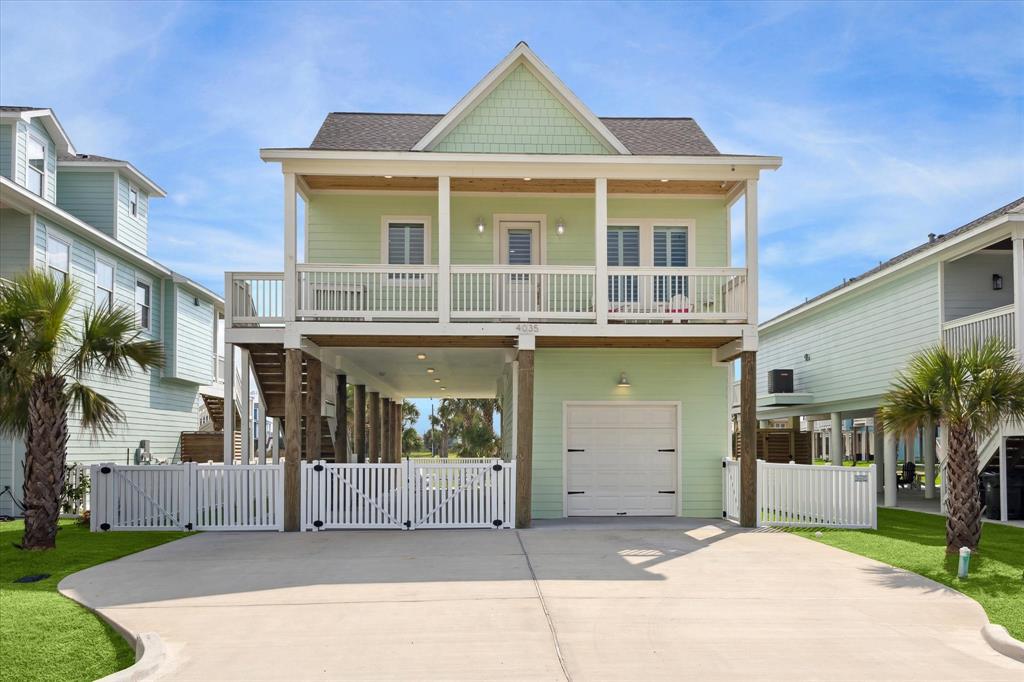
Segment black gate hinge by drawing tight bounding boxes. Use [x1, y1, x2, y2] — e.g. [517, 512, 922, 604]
[403, 520, 412, 528]
[492, 519, 503, 527]
[184, 523, 194, 531]
[313, 520, 324, 528]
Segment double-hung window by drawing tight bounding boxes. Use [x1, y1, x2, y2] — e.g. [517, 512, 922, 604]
[46, 236, 70, 284]
[607, 226, 640, 303]
[135, 280, 151, 331]
[386, 221, 426, 282]
[27, 137, 46, 196]
[652, 226, 689, 303]
[128, 185, 139, 217]
[95, 259, 115, 310]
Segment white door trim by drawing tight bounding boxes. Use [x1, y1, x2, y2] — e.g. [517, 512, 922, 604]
[561, 400, 683, 517]
[492, 213, 546, 265]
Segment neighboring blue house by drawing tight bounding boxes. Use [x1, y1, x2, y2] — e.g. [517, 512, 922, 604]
[0, 106, 223, 516]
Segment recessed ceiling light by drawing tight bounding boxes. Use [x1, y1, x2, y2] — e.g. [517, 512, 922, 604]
[433, 378, 441, 383]
[440, 387, 447, 391]
[660, 179, 669, 183]
[427, 367, 435, 373]
[384, 175, 393, 179]
[416, 353, 427, 360]
[522, 177, 531, 181]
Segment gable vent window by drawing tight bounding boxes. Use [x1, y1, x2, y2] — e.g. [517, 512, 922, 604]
[135, 281, 151, 331]
[128, 185, 139, 217]
[27, 137, 46, 196]
[95, 260, 114, 311]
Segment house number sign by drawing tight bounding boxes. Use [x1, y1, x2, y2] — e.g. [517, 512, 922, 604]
[515, 323, 540, 334]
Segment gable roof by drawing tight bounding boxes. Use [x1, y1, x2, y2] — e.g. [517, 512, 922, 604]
[57, 151, 167, 197]
[762, 195, 1024, 329]
[310, 112, 720, 155]
[412, 43, 629, 154]
[0, 106, 76, 155]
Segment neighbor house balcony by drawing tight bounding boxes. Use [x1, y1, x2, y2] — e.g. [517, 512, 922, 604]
[226, 264, 749, 326]
[941, 304, 1016, 354]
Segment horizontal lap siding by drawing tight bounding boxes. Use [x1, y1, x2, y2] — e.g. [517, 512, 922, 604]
[609, 197, 728, 267]
[532, 349, 728, 518]
[943, 252, 1014, 320]
[759, 264, 940, 406]
[32, 218, 202, 467]
[14, 121, 27, 186]
[116, 173, 148, 254]
[56, 170, 116, 236]
[28, 119, 56, 203]
[307, 195, 438, 263]
[0, 124, 12, 179]
[173, 285, 215, 384]
[0, 208, 32, 279]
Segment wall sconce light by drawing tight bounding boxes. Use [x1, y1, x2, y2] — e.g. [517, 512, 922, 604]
[804, 353, 811, 362]
[993, 274, 1003, 291]
[476, 217, 486, 234]
[555, 217, 566, 236]
[193, 296, 200, 306]
[617, 371, 630, 387]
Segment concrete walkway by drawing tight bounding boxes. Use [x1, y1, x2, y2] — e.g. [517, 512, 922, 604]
[60, 520, 1023, 681]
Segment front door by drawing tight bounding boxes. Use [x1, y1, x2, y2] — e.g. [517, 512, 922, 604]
[499, 221, 540, 313]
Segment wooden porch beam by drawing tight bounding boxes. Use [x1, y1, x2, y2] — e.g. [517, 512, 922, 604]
[516, 349, 535, 528]
[354, 384, 366, 463]
[304, 355, 322, 461]
[368, 392, 380, 463]
[382, 399, 393, 463]
[335, 374, 347, 463]
[739, 350, 758, 528]
[283, 348, 302, 531]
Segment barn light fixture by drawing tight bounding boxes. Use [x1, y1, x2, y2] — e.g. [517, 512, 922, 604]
[617, 372, 630, 387]
[993, 274, 1004, 291]
[555, 217, 566, 236]
[476, 217, 486, 234]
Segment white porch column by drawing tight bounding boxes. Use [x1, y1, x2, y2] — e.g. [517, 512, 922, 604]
[999, 433, 1009, 523]
[873, 418, 885, 493]
[830, 412, 843, 466]
[923, 418, 936, 499]
[883, 430, 898, 507]
[257, 400, 267, 465]
[239, 348, 251, 464]
[1012, 228, 1023, 362]
[271, 417, 281, 464]
[438, 176, 451, 324]
[810, 422, 818, 460]
[595, 178, 608, 325]
[744, 179, 759, 325]
[222, 342, 235, 464]
[283, 172, 297, 323]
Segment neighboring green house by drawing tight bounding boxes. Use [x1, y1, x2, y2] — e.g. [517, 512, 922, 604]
[0, 106, 223, 516]
[756, 197, 1024, 522]
[224, 43, 780, 524]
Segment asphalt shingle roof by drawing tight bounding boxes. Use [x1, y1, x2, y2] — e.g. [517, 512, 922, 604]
[57, 152, 126, 163]
[309, 112, 721, 155]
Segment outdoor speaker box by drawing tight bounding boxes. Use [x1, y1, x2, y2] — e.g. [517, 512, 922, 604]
[768, 369, 794, 394]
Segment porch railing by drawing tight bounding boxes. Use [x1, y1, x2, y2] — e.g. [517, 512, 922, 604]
[450, 265, 596, 320]
[297, 264, 439, 320]
[942, 305, 1015, 354]
[230, 273, 284, 325]
[607, 267, 747, 321]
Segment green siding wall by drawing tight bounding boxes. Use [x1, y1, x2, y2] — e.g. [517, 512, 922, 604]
[758, 264, 941, 409]
[435, 64, 613, 155]
[32, 217, 204, 467]
[0, 208, 32, 279]
[56, 170, 116, 236]
[116, 173, 149, 254]
[532, 349, 730, 519]
[0, 124, 12, 179]
[306, 194, 729, 267]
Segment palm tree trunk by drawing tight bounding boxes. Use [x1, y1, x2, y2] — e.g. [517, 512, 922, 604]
[22, 375, 69, 550]
[945, 422, 982, 554]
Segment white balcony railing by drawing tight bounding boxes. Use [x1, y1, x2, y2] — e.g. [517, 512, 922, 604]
[450, 266, 596, 320]
[942, 305, 1015, 354]
[227, 264, 750, 326]
[297, 264, 439, 320]
[607, 267, 747, 321]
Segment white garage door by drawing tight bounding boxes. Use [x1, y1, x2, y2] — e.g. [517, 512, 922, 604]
[565, 403, 678, 516]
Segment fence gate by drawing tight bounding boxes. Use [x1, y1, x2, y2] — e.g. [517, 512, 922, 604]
[301, 459, 516, 531]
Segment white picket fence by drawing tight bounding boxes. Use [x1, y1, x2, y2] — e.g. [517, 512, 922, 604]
[301, 459, 516, 531]
[722, 459, 877, 529]
[90, 462, 284, 532]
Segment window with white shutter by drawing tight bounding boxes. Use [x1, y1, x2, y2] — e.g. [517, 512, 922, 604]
[653, 226, 688, 302]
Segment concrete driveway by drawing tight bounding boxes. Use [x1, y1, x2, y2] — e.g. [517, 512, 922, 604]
[60, 519, 1023, 681]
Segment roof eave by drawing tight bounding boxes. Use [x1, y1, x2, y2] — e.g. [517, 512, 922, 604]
[0, 108, 76, 156]
[56, 160, 167, 197]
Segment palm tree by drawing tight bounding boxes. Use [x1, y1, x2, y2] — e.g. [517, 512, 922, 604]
[0, 271, 164, 550]
[878, 339, 1024, 554]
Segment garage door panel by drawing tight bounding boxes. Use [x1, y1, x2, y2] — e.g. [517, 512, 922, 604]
[565, 404, 678, 517]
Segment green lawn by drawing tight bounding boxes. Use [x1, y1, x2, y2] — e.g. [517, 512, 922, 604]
[0, 519, 188, 682]
[793, 508, 1024, 640]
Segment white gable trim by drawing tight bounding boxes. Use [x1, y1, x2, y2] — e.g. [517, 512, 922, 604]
[0, 108, 76, 155]
[412, 43, 630, 155]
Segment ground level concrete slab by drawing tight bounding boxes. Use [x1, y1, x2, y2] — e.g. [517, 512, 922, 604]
[60, 520, 1024, 681]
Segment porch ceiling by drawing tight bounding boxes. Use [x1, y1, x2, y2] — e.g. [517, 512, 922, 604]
[301, 175, 737, 195]
[321, 346, 510, 399]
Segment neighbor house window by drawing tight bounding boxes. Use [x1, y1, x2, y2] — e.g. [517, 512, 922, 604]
[95, 259, 114, 310]
[46, 236, 70, 283]
[128, 185, 139, 217]
[27, 137, 46, 196]
[135, 280, 151, 330]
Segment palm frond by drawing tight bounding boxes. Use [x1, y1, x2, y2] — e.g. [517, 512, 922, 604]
[66, 382, 125, 438]
[66, 305, 165, 378]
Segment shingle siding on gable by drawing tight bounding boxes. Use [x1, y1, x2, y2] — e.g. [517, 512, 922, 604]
[435, 65, 613, 155]
[116, 172, 148, 254]
[56, 170, 117, 236]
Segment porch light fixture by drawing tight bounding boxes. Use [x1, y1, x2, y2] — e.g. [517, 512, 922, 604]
[617, 372, 630, 387]
[993, 274, 1003, 291]
[555, 218, 566, 236]
[476, 217, 486, 234]
[416, 353, 427, 360]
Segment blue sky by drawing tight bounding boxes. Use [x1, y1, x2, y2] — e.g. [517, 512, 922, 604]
[2, 1, 1022, 431]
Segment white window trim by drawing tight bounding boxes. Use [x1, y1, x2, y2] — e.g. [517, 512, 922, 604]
[26, 132, 47, 198]
[94, 256, 116, 311]
[379, 215, 433, 265]
[45, 233, 71, 282]
[135, 276, 153, 332]
[607, 217, 696, 267]
[128, 182, 140, 217]
[492, 213, 547, 265]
